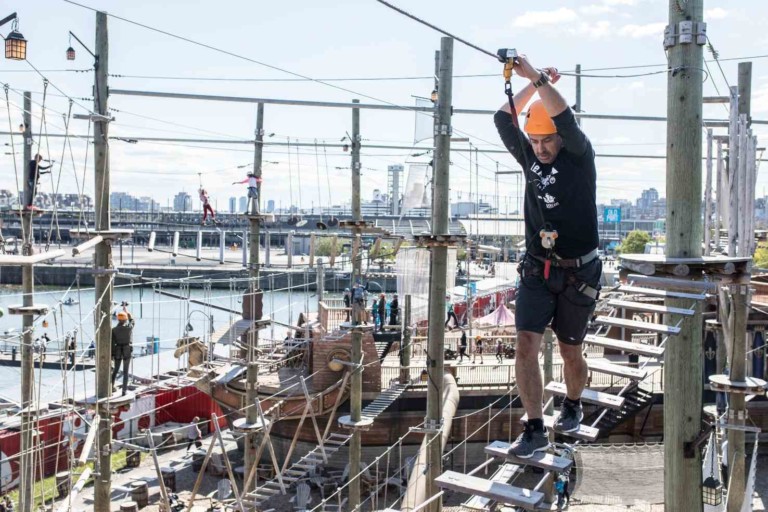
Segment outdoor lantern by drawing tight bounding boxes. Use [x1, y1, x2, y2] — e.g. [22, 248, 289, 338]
[5, 29, 26, 60]
[18, 123, 24, 132]
[66, 46, 76, 60]
[42, 320, 49, 328]
[185, 322, 194, 333]
[420, 369, 429, 383]
[702, 476, 723, 506]
[430, 88, 438, 103]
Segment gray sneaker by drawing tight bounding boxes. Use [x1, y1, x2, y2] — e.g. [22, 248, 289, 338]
[554, 400, 584, 433]
[508, 422, 550, 459]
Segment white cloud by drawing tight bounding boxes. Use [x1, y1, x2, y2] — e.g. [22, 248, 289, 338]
[570, 20, 613, 39]
[513, 8, 578, 27]
[753, 83, 768, 114]
[705, 8, 729, 20]
[619, 22, 666, 38]
[603, 0, 636, 5]
[580, 4, 615, 15]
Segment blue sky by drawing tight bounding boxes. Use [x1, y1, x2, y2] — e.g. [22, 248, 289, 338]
[2, 0, 767, 211]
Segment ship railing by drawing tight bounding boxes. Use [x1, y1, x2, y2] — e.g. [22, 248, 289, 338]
[318, 300, 351, 333]
[392, 336, 605, 358]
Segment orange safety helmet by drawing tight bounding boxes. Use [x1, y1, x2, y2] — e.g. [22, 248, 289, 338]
[116, 311, 129, 321]
[524, 100, 557, 135]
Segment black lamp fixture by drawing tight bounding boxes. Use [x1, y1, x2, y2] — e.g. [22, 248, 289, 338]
[430, 88, 438, 103]
[1, 12, 27, 60]
[65, 30, 97, 66]
[702, 476, 722, 506]
[420, 369, 429, 383]
[66, 33, 76, 61]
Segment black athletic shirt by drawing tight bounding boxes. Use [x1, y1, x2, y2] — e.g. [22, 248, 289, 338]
[494, 108, 598, 259]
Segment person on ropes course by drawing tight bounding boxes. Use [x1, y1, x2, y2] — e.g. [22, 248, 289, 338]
[111, 306, 135, 396]
[495, 55, 600, 458]
[198, 187, 220, 226]
[233, 172, 263, 214]
[25, 154, 53, 210]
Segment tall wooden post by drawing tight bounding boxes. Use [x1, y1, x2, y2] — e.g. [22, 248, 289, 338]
[348, 98, 363, 511]
[714, 139, 723, 251]
[400, 295, 412, 385]
[724, 284, 749, 512]
[727, 86, 739, 256]
[663, 0, 704, 509]
[244, 102, 264, 502]
[575, 64, 582, 126]
[19, 92, 34, 512]
[92, 11, 114, 512]
[425, 37, 453, 512]
[704, 129, 713, 255]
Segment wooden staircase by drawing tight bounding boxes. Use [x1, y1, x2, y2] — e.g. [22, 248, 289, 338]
[244, 381, 409, 508]
[438, 272, 709, 510]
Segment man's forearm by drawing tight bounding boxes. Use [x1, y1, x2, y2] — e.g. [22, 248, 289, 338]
[534, 80, 569, 118]
[498, 82, 537, 115]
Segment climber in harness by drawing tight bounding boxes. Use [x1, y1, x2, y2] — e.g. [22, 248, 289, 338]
[198, 187, 221, 226]
[351, 281, 368, 326]
[25, 154, 53, 210]
[233, 172, 263, 214]
[111, 307, 135, 396]
[494, 53, 601, 458]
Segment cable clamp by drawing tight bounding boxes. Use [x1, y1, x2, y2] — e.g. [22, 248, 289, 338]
[664, 21, 707, 49]
[434, 124, 452, 136]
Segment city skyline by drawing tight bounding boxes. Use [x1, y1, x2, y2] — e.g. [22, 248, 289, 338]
[1, 1, 766, 211]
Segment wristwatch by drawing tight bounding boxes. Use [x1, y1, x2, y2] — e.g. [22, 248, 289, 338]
[532, 72, 550, 88]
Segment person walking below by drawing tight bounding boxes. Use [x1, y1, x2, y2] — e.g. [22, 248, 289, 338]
[458, 330, 468, 363]
[343, 288, 351, 322]
[472, 336, 484, 364]
[495, 338, 504, 363]
[186, 417, 203, 452]
[371, 297, 379, 329]
[555, 473, 570, 510]
[67, 335, 76, 367]
[378, 294, 387, 331]
[495, 55, 601, 458]
[389, 294, 399, 326]
[445, 297, 458, 330]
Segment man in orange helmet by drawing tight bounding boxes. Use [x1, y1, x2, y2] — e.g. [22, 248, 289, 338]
[494, 55, 601, 458]
[111, 306, 135, 396]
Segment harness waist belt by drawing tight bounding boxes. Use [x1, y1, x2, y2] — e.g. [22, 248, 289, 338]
[530, 248, 599, 268]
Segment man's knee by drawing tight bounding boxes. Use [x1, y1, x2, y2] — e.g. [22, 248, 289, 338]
[558, 341, 585, 363]
[516, 331, 542, 360]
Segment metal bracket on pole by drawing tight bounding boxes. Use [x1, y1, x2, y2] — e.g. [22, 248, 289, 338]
[434, 123, 452, 136]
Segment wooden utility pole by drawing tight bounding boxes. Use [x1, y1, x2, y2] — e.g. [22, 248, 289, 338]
[575, 64, 582, 126]
[728, 86, 739, 256]
[725, 62, 752, 512]
[400, 295, 412, 385]
[737, 63, 752, 256]
[93, 11, 114, 512]
[244, 102, 264, 501]
[19, 91, 34, 512]
[348, 98, 363, 511]
[663, 0, 705, 509]
[704, 128, 713, 255]
[425, 36, 453, 512]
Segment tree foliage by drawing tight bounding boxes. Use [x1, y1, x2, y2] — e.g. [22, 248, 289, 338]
[618, 230, 652, 254]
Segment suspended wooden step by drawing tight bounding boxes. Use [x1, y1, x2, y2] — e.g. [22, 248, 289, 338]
[435, 471, 544, 510]
[626, 274, 718, 293]
[545, 382, 625, 410]
[708, 375, 768, 395]
[618, 285, 706, 301]
[607, 299, 695, 317]
[463, 463, 520, 511]
[587, 360, 648, 380]
[521, 414, 599, 442]
[0, 250, 65, 266]
[584, 335, 665, 357]
[7, 304, 50, 316]
[594, 316, 681, 336]
[485, 440, 573, 472]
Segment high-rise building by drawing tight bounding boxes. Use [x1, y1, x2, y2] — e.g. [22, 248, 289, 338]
[238, 196, 247, 212]
[173, 191, 192, 212]
[229, 197, 237, 213]
[267, 199, 275, 213]
[388, 164, 403, 215]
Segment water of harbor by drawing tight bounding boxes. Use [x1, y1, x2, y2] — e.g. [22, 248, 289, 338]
[0, 285, 316, 403]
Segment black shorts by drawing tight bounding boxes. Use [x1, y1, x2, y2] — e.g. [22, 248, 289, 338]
[515, 255, 602, 345]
